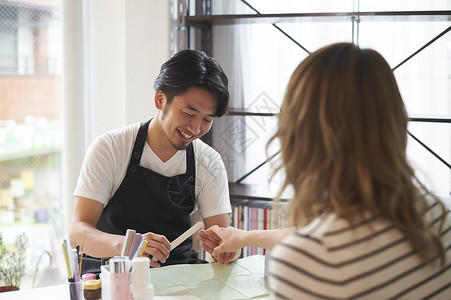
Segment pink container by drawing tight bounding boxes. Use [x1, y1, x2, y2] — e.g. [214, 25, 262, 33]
[82, 273, 97, 281]
[110, 257, 131, 300]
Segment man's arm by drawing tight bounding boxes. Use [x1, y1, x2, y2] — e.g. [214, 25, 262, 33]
[69, 196, 124, 258]
[203, 213, 230, 229]
[69, 196, 171, 266]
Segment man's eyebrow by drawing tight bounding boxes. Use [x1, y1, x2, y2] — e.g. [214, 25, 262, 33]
[185, 105, 215, 118]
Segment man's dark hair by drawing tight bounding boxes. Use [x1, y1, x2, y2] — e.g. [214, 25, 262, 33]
[154, 50, 229, 117]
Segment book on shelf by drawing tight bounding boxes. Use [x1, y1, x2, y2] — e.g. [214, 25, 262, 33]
[231, 199, 286, 258]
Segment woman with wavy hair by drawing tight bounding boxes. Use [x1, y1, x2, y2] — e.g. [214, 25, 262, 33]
[198, 42, 450, 299]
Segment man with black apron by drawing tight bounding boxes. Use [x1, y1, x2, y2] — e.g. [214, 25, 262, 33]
[69, 50, 238, 274]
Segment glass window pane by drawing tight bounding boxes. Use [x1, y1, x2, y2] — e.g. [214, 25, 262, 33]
[211, 0, 451, 199]
[0, 0, 64, 289]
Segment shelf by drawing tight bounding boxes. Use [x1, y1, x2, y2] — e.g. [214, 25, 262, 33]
[226, 110, 451, 123]
[231, 198, 277, 210]
[227, 108, 277, 117]
[186, 11, 451, 27]
[408, 115, 451, 123]
[229, 182, 290, 202]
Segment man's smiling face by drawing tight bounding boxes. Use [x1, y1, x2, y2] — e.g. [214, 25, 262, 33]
[159, 87, 217, 150]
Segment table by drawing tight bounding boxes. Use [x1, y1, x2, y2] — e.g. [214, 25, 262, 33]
[151, 255, 271, 299]
[0, 255, 271, 300]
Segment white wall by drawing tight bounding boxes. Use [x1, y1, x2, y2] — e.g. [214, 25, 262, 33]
[63, 0, 171, 230]
[86, 0, 171, 143]
[85, 0, 125, 143]
[63, 0, 85, 233]
[125, 0, 171, 127]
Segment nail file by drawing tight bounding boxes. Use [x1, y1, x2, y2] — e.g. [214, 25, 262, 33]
[153, 221, 204, 262]
[133, 240, 148, 259]
[121, 229, 136, 256]
[128, 233, 143, 260]
[170, 221, 204, 250]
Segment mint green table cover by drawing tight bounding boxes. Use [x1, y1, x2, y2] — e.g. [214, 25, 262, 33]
[149, 255, 271, 299]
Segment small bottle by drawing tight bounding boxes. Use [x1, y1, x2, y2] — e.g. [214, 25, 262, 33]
[130, 257, 154, 300]
[83, 279, 102, 300]
[110, 256, 131, 300]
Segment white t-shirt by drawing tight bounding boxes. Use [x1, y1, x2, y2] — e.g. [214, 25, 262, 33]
[74, 121, 231, 219]
[269, 200, 451, 299]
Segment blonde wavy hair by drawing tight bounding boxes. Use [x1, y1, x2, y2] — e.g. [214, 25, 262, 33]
[269, 42, 447, 264]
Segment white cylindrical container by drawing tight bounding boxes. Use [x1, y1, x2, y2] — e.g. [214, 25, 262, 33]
[110, 256, 131, 300]
[130, 257, 154, 300]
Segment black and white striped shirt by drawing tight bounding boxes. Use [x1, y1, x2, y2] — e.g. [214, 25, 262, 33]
[269, 202, 451, 299]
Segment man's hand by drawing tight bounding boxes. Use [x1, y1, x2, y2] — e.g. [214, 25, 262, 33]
[198, 225, 243, 265]
[141, 232, 171, 268]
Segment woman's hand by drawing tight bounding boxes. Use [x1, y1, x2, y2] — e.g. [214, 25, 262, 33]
[198, 225, 244, 265]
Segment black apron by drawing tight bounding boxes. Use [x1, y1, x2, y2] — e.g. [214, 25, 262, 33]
[82, 119, 206, 275]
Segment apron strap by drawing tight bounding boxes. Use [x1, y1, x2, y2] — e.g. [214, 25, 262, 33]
[128, 119, 151, 173]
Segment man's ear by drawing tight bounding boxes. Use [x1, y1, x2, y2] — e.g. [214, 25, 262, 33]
[154, 90, 166, 110]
